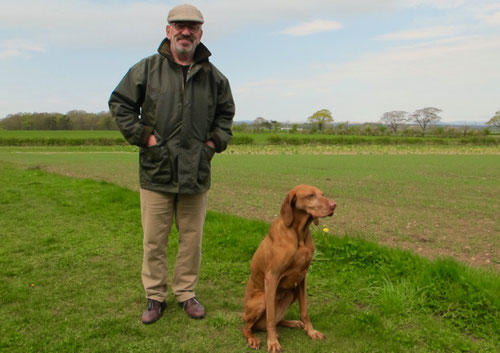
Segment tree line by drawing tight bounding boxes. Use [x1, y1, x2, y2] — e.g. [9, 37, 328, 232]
[305, 107, 495, 134]
[2, 108, 499, 135]
[0, 111, 117, 130]
[245, 108, 499, 136]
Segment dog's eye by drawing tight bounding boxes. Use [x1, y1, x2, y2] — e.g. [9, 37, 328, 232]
[306, 194, 315, 199]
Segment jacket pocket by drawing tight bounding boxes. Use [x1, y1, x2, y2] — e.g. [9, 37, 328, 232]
[197, 144, 215, 184]
[140, 145, 171, 184]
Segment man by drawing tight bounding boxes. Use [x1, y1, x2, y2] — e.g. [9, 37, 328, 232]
[109, 4, 234, 324]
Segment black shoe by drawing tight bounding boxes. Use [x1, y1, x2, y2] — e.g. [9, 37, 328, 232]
[142, 299, 166, 324]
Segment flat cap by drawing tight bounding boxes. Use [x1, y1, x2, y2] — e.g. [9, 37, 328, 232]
[168, 4, 204, 24]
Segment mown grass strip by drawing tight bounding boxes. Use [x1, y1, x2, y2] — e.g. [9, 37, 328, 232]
[0, 164, 498, 352]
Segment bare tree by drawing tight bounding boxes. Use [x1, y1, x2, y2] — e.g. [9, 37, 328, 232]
[270, 120, 281, 131]
[253, 117, 272, 131]
[410, 107, 442, 134]
[380, 111, 408, 134]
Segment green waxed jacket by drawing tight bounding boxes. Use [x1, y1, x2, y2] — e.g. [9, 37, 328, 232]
[109, 38, 235, 194]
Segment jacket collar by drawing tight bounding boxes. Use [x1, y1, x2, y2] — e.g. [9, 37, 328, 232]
[157, 38, 211, 65]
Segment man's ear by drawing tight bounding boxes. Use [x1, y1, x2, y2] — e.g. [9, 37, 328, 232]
[166, 25, 171, 40]
[280, 191, 295, 227]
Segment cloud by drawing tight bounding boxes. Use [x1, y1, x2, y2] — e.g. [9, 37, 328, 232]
[377, 26, 461, 41]
[235, 33, 500, 122]
[1, 0, 498, 121]
[0, 39, 46, 59]
[198, 0, 398, 21]
[0, 1, 171, 50]
[0, 0, 398, 49]
[279, 20, 343, 36]
[402, 0, 468, 9]
[486, 11, 500, 25]
[476, 4, 500, 26]
[0, 0, 488, 50]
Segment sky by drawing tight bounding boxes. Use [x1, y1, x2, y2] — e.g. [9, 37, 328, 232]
[1, 0, 499, 124]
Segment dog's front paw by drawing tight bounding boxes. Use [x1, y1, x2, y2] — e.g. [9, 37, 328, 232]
[307, 329, 326, 340]
[247, 337, 261, 350]
[267, 339, 282, 353]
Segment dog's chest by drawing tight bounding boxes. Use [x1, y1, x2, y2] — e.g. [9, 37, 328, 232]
[279, 245, 314, 289]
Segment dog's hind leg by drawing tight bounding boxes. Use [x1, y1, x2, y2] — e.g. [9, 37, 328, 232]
[242, 324, 261, 350]
[242, 292, 266, 350]
[278, 320, 305, 329]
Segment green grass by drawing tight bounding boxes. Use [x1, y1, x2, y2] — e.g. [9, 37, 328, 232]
[1, 164, 499, 352]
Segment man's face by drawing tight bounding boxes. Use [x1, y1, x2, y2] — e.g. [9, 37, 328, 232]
[167, 22, 203, 57]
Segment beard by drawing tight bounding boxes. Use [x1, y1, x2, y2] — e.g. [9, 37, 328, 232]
[171, 34, 200, 57]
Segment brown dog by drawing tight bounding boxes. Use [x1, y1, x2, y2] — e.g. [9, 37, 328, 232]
[242, 184, 336, 352]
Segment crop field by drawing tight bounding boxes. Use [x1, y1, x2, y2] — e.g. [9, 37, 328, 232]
[0, 143, 498, 270]
[0, 133, 499, 352]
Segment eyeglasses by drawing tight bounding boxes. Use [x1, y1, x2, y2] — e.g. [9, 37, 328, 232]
[171, 22, 202, 32]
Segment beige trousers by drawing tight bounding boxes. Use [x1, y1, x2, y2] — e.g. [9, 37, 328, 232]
[140, 188, 208, 303]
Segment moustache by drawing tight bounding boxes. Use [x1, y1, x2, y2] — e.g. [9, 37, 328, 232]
[176, 35, 194, 42]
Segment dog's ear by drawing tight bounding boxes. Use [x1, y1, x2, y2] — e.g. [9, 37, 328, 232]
[281, 191, 295, 227]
